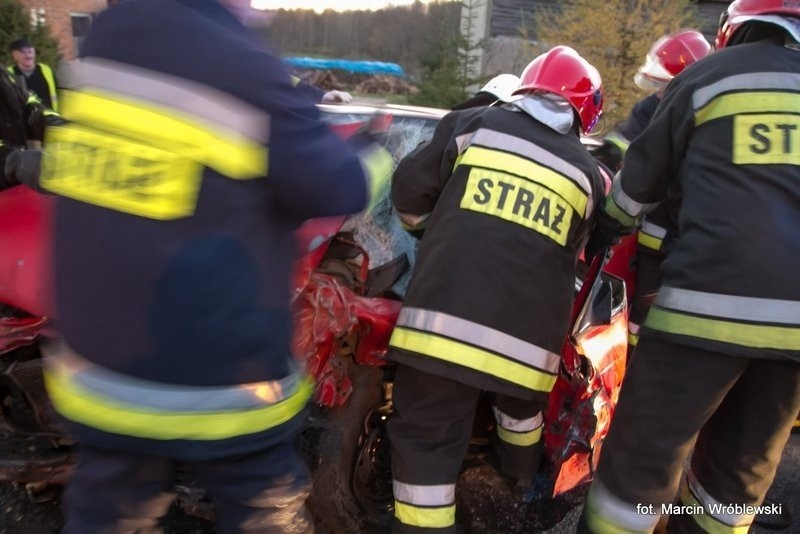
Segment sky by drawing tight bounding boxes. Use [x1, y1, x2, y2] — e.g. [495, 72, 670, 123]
[251, 0, 429, 13]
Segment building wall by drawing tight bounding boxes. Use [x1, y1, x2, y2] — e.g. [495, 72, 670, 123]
[472, 0, 730, 77]
[16, 0, 109, 61]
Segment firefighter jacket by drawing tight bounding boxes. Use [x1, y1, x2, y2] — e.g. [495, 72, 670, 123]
[389, 106, 605, 400]
[596, 40, 800, 362]
[606, 93, 678, 257]
[39, 0, 392, 461]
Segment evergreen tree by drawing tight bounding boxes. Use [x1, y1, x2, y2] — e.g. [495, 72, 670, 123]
[0, 0, 60, 68]
[411, 0, 488, 109]
[535, 0, 699, 129]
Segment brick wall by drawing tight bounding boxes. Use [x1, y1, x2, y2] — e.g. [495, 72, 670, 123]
[16, 0, 109, 61]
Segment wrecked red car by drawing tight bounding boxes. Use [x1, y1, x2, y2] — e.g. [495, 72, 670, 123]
[0, 102, 635, 532]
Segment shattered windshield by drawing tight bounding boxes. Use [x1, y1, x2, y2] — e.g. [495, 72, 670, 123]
[320, 108, 442, 296]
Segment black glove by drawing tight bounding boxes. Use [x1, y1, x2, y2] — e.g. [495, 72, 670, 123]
[24, 101, 46, 142]
[4, 148, 43, 191]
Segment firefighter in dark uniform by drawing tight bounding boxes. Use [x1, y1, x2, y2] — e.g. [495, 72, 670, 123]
[38, 0, 393, 532]
[604, 30, 711, 349]
[580, 1, 800, 532]
[387, 46, 605, 533]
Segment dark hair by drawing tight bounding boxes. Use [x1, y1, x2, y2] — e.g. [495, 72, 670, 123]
[9, 38, 33, 52]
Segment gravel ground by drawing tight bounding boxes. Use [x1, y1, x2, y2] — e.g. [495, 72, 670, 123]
[2, 435, 798, 533]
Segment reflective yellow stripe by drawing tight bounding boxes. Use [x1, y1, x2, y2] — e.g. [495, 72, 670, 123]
[59, 90, 267, 179]
[695, 92, 800, 126]
[390, 327, 558, 392]
[360, 144, 394, 212]
[455, 145, 588, 216]
[43, 369, 312, 441]
[39, 63, 58, 112]
[395, 501, 456, 528]
[585, 510, 649, 534]
[496, 424, 542, 447]
[604, 195, 638, 226]
[586, 481, 660, 533]
[646, 308, 800, 350]
[637, 231, 663, 251]
[605, 133, 630, 155]
[628, 332, 639, 347]
[680, 486, 751, 534]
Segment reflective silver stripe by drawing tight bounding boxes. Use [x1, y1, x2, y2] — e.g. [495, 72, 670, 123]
[611, 176, 657, 219]
[43, 343, 301, 412]
[64, 58, 269, 143]
[397, 307, 561, 373]
[640, 220, 667, 240]
[693, 72, 800, 110]
[586, 479, 661, 532]
[628, 322, 641, 335]
[657, 287, 800, 326]
[493, 408, 543, 432]
[687, 470, 754, 526]
[463, 128, 593, 199]
[393, 481, 455, 506]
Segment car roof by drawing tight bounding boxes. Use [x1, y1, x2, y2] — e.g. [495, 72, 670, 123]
[317, 101, 448, 120]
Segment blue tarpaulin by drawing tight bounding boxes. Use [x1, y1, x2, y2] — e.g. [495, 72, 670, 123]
[284, 57, 406, 77]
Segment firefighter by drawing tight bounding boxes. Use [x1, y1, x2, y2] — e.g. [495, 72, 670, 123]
[579, 1, 800, 532]
[387, 46, 605, 533]
[38, 0, 393, 532]
[606, 30, 712, 349]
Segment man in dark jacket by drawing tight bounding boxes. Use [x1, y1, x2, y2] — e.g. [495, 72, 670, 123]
[387, 46, 605, 533]
[38, 0, 393, 531]
[580, 1, 800, 532]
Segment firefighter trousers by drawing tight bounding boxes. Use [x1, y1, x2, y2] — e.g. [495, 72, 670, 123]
[578, 336, 800, 533]
[62, 441, 312, 534]
[388, 364, 545, 533]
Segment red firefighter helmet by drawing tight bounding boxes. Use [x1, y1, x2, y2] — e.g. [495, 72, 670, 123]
[715, 0, 800, 49]
[513, 46, 604, 134]
[634, 30, 711, 91]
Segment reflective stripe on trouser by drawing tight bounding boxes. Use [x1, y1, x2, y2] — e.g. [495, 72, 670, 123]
[671, 470, 752, 533]
[389, 365, 480, 532]
[491, 403, 544, 481]
[578, 336, 800, 534]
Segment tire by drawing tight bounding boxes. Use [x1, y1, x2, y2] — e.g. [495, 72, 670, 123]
[299, 360, 393, 534]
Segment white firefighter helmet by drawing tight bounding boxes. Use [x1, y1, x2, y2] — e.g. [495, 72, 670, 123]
[478, 73, 522, 103]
